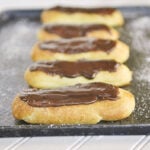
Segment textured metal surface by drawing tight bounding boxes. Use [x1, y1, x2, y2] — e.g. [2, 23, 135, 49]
[0, 7, 150, 137]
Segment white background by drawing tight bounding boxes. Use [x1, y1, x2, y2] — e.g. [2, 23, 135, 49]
[0, 0, 150, 10]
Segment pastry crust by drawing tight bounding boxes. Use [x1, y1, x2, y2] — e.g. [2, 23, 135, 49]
[31, 40, 129, 63]
[12, 88, 135, 124]
[25, 64, 132, 88]
[41, 7, 124, 26]
[38, 25, 119, 41]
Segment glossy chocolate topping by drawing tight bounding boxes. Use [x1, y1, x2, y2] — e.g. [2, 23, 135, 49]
[19, 82, 119, 107]
[39, 38, 116, 54]
[43, 24, 110, 38]
[49, 6, 116, 15]
[30, 60, 119, 79]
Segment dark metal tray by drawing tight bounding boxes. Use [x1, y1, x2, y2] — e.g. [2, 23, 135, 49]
[0, 7, 150, 137]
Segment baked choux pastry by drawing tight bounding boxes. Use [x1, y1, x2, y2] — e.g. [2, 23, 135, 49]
[25, 60, 132, 88]
[12, 82, 135, 124]
[38, 24, 119, 41]
[31, 38, 129, 63]
[41, 6, 124, 26]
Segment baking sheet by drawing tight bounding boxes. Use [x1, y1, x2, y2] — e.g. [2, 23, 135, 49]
[0, 7, 150, 137]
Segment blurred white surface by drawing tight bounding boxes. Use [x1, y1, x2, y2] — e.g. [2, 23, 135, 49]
[0, 0, 150, 150]
[1, 136, 150, 150]
[0, 0, 150, 10]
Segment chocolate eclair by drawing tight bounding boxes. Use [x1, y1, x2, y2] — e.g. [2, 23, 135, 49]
[41, 6, 124, 26]
[31, 38, 129, 63]
[12, 82, 135, 124]
[25, 60, 132, 89]
[38, 24, 119, 41]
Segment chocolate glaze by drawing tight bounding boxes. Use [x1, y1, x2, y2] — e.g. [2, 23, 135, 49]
[39, 38, 116, 54]
[43, 24, 110, 38]
[49, 6, 116, 15]
[19, 82, 119, 107]
[30, 60, 119, 79]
